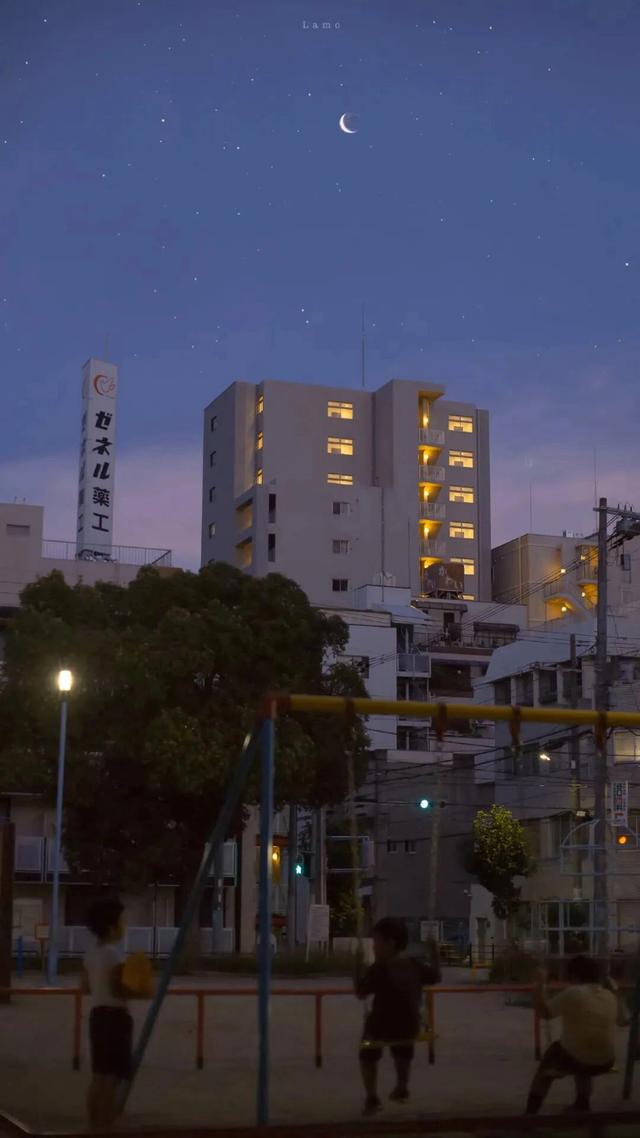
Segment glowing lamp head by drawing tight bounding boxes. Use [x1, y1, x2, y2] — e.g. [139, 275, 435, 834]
[419, 798, 431, 810]
[539, 752, 551, 763]
[57, 669, 73, 693]
[560, 567, 567, 575]
[617, 834, 628, 846]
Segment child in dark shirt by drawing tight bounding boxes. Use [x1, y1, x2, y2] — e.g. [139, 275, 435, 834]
[355, 917, 441, 1116]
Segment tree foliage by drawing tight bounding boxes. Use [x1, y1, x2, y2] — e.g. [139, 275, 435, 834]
[462, 804, 535, 919]
[0, 565, 369, 891]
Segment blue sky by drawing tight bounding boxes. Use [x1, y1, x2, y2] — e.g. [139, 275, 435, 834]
[2, 0, 639, 569]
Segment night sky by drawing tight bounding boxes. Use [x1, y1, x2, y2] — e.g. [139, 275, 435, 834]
[2, 0, 640, 570]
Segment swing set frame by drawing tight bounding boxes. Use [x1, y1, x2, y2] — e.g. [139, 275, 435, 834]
[119, 695, 640, 1128]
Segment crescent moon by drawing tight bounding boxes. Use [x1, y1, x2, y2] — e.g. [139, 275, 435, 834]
[339, 113, 358, 134]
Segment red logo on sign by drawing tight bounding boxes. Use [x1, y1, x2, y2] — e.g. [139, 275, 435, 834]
[93, 374, 116, 398]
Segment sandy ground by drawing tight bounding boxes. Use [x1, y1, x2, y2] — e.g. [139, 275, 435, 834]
[0, 969, 638, 1131]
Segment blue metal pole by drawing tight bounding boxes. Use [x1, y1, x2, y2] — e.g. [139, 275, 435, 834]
[257, 712, 275, 1127]
[119, 727, 260, 1114]
[47, 697, 68, 985]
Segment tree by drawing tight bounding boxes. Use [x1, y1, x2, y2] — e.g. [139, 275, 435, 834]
[462, 804, 535, 921]
[0, 565, 369, 896]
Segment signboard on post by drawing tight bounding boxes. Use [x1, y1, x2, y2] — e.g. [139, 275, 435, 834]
[306, 903, 330, 961]
[77, 358, 118, 560]
[612, 781, 629, 827]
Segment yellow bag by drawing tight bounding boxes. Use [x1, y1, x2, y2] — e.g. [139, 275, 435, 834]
[122, 951, 154, 997]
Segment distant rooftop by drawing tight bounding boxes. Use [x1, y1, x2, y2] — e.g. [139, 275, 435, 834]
[42, 541, 172, 568]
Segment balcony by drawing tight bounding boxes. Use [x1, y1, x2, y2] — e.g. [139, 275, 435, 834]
[397, 652, 431, 676]
[42, 541, 172, 568]
[427, 630, 514, 654]
[420, 502, 446, 521]
[418, 428, 445, 447]
[577, 559, 598, 585]
[418, 465, 445, 483]
[544, 575, 575, 601]
[420, 539, 446, 557]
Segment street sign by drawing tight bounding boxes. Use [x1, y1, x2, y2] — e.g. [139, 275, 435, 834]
[613, 781, 629, 827]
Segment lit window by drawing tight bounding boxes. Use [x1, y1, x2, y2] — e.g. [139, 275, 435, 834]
[327, 473, 353, 485]
[256, 469, 263, 485]
[332, 539, 351, 554]
[327, 400, 353, 420]
[333, 501, 351, 515]
[209, 486, 216, 503]
[450, 522, 475, 540]
[257, 431, 264, 450]
[463, 594, 475, 601]
[327, 436, 354, 456]
[209, 451, 217, 467]
[208, 522, 216, 538]
[210, 415, 217, 432]
[332, 578, 349, 592]
[449, 450, 474, 468]
[448, 415, 474, 433]
[450, 557, 476, 576]
[449, 485, 474, 503]
[256, 393, 264, 414]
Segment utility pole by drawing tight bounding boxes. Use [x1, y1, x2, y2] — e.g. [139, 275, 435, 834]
[568, 634, 583, 900]
[287, 804, 297, 950]
[593, 497, 609, 959]
[426, 741, 444, 938]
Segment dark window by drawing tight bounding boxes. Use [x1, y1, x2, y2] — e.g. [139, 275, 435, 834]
[493, 678, 511, 705]
[6, 524, 30, 536]
[208, 522, 216, 538]
[621, 553, 632, 572]
[538, 669, 558, 705]
[515, 673, 534, 706]
[430, 662, 473, 696]
[387, 841, 399, 854]
[210, 451, 217, 467]
[209, 486, 216, 503]
[210, 415, 217, 432]
[405, 840, 417, 855]
[268, 533, 276, 563]
[332, 578, 349, 592]
[268, 493, 276, 523]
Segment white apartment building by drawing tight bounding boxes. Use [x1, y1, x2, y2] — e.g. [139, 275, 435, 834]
[201, 379, 492, 607]
[492, 530, 640, 628]
[472, 619, 640, 957]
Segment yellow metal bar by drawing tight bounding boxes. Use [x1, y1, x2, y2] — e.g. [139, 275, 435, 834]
[280, 694, 640, 730]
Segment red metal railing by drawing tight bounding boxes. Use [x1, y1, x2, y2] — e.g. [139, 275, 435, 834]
[0, 982, 582, 1072]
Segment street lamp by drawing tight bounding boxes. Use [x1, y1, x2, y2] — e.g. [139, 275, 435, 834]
[47, 668, 73, 985]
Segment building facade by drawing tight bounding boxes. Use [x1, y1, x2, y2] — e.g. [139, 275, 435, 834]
[472, 619, 640, 957]
[201, 379, 492, 607]
[492, 530, 640, 628]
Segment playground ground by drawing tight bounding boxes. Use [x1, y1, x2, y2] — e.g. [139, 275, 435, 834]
[0, 969, 638, 1133]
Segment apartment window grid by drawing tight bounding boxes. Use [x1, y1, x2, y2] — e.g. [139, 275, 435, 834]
[448, 414, 474, 433]
[328, 473, 353, 486]
[332, 539, 351, 555]
[327, 400, 353, 420]
[332, 501, 352, 515]
[332, 578, 349, 593]
[451, 557, 475, 576]
[327, 436, 354, 456]
[449, 451, 474, 469]
[449, 485, 474, 503]
[450, 521, 475, 540]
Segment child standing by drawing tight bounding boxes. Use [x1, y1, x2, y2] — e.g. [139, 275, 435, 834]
[526, 954, 617, 1115]
[355, 917, 441, 1116]
[83, 899, 133, 1130]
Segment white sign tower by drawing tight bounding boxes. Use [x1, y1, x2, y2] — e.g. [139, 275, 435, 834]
[76, 358, 118, 560]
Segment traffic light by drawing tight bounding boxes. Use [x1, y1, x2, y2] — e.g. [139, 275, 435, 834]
[295, 852, 311, 877]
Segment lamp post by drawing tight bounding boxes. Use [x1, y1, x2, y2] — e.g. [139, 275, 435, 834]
[47, 669, 72, 985]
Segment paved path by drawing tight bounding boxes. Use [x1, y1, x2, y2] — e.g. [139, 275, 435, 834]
[0, 970, 636, 1131]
